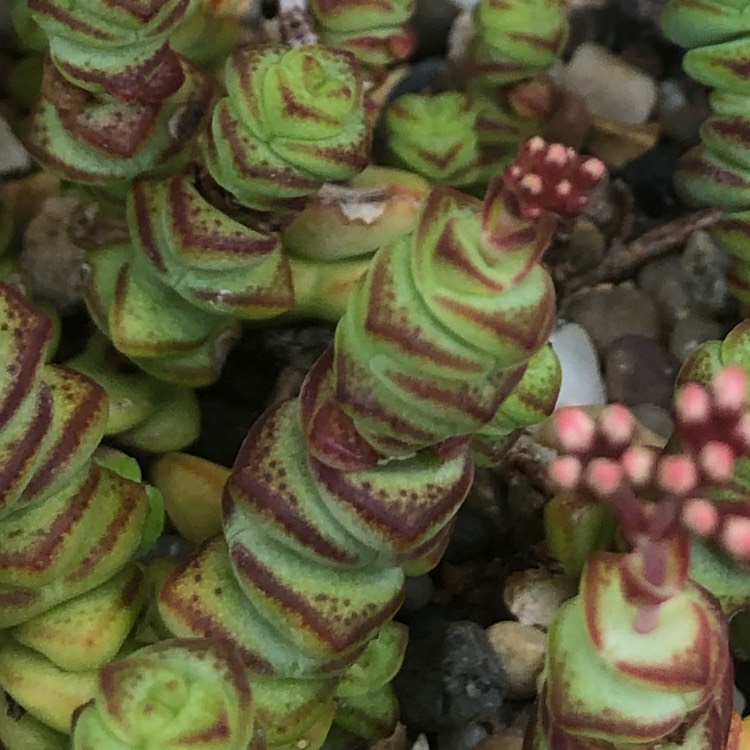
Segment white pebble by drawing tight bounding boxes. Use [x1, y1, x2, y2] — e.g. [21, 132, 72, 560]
[0, 115, 31, 177]
[550, 322, 606, 408]
[556, 42, 657, 125]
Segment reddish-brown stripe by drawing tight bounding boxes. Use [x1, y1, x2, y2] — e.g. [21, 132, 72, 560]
[0, 285, 50, 426]
[21, 370, 106, 501]
[158, 551, 275, 674]
[168, 178, 278, 257]
[66, 475, 146, 582]
[0, 467, 98, 573]
[130, 181, 168, 272]
[27, 0, 115, 40]
[363, 253, 485, 373]
[0, 387, 53, 513]
[230, 542, 402, 653]
[311, 455, 471, 543]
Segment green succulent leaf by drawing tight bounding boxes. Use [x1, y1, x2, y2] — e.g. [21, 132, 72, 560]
[310, 0, 416, 69]
[70, 639, 256, 750]
[467, 0, 568, 87]
[201, 45, 370, 212]
[385, 92, 482, 187]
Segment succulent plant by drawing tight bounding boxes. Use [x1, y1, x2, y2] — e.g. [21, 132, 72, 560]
[200, 44, 371, 214]
[154, 139, 605, 747]
[309, 0, 416, 73]
[527, 366, 750, 748]
[384, 92, 483, 187]
[70, 638, 258, 750]
[464, 0, 570, 179]
[65, 334, 201, 453]
[661, 0, 750, 307]
[81, 43, 376, 385]
[0, 280, 162, 740]
[24, 0, 215, 190]
[466, 0, 568, 88]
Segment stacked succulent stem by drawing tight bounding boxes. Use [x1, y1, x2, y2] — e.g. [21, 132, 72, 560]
[155, 139, 605, 747]
[382, 0, 570, 189]
[527, 367, 750, 748]
[309, 0, 417, 78]
[0, 280, 161, 742]
[71, 638, 260, 750]
[25, 0, 214, 191]
[83, 42, 375, 386]
[465, 0, 569, 180]
[661, 0, 750, 307]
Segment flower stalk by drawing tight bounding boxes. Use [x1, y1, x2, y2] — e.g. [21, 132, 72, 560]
[527, 366, 750, 748]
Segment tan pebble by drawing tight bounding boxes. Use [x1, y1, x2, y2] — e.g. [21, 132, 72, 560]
[485, 621, 546, 699]
[503, 569, 577, 630]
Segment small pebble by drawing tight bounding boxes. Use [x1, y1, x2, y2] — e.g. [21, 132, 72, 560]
[566, 218, 607, 274]
[444, 504, 495, 563]
[561, 283, 661, 356]
[604, 334, 680, 410]
[630, 403, 674, 441]
[656, 78, 709, 147]
[394, 621, 508, 732]
[402, 574, 435, 614]
[0, 114, 31, 177]
[503, 569, 577, 630]
[669, 313, 725, 364]
[557, 42, 657, 124]
[585, 117, 660, 170]
[21, 196, 86, 310]
[502, 475, 547, 554]
[447, 10, 473, 67]
[485, 621, 546, 699]
[734, 686, 746, 715]
[681, 230, 735, 318]
[637, 256, 692, 327]
[613, 141, 682, 215]
[614, 0, 669, 22]
[413, 0, 460, 57]
[550, 322, 606, 407]
[140, 534, 192, 563]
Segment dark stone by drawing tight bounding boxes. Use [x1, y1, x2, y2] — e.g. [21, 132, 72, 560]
[734, 656, 750, 717]
[681, 230, 737, 320]
[604, 334, 680, 410]
[561, 283, 661, 356]
[394, 621, 508, 732]
[614, 0, 669, 22]
[500, 474, 547, 555]
[613, 140, 683, 216]
[413, 0, 460, 59]
[443, 504, 494, 564]
[401, 574, 436, 615]
[637, 255, 692, 327]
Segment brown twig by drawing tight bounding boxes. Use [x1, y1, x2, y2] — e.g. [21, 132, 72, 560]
[564, 207, 723, 293]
